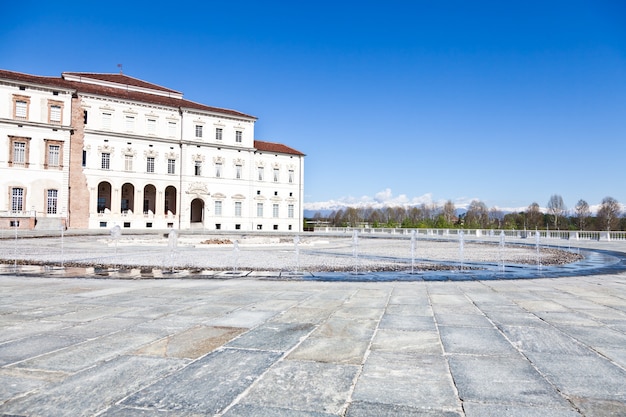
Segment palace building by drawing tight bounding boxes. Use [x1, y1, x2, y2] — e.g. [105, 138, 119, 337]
[0, 69, 304, 232]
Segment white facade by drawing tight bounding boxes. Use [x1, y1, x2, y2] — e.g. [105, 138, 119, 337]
[0, 70, 305, 232]
[0, 74, 73, 229]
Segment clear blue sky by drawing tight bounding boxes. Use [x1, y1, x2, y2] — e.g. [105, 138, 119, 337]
[2, 1, 625, 213]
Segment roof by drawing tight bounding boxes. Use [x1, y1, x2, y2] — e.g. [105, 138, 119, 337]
[254, 140, 304, 156]
[63, 72, 181, 94]
[0, 69, 255, 119]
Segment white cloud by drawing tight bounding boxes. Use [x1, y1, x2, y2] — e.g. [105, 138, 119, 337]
[304, 189, 436, 211]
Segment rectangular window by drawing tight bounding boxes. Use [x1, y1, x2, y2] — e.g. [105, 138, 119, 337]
[49, 104, 62, 124]
[235, 201, 242, 217]
[101, 153, 110, 170]
[13, 142, 26, 165]
[147, 118, 156, 134]
[273, 204, 279, 218]
[257, 203, 263, 217]
[15, 100, 27, 119]
[125, 154, 133, 171]
[47, 189, 58, 214]
[288, 204, 294, 218]
[215, 162, 222, 178]
[289, 169, 294, 183]
[47, 144, 60, 167]
[125, 115, 135, 131]
[167, 159, 176, 174]
[168, 121, 177, 137]
[273, 168, 279, 182]
[146, 157, 155, 173]
[235, 165, 242, 179]
[215, 200, 222, 216]
[235, 131, 242, 143]
[11, 188, 24, 212]
[258, 167, 264, 181]
[195, 125, 203, 138]
[194, 161, 202, 176]
[216, 128, 223, 141]
[102, 112, 112, 129]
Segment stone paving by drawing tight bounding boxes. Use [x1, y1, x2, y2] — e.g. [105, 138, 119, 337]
[0, 237, 626, 416]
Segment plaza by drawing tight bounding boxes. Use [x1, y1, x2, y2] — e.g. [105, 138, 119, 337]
[1, 233, 626, 416]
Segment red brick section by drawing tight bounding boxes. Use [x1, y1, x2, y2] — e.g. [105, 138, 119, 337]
[67, 96, 90, 229]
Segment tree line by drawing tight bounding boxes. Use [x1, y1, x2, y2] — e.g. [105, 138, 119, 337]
[307, 195, 625, 231]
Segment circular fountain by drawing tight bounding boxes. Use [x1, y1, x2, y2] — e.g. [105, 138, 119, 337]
[0, 232, 624, 281]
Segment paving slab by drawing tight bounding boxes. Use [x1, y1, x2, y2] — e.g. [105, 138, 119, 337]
[352, 351, 461, 411]
[237, 359, 359, 415]
[462, 402, 582, 417]
[447, 355, 571, 407]
[225, 322, 314, 351]
[1, 355, 185, 417]
[121, 348, 280, 415]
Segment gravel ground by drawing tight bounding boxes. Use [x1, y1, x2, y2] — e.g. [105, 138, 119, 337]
[0, 233, 583, 272]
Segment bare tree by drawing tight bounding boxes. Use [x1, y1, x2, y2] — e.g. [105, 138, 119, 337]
[525, 202, 542, 230]
[489, 207, 504, 228]
[442, 200, 456, 225]
[547, 194, 566, 229]
[574, 199, 590, 230]
[465, 200, 489, 228]
[597, 196, 621, 231]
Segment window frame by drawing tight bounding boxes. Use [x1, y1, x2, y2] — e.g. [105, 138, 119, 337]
[12, 95, 30, 120]
[10, 187, 25, 213]
[44, 140, 63, 169]
[101, 152, 111, 170]
[8, 136, 30, 167]
[48, 100, 64, 124]
[46, 189, 58, 214]
[146, 156, 155, 173]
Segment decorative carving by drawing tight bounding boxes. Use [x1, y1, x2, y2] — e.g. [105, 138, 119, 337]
[144, 149, 158, 158]
[97, 144, 114, 155]
[186, 182, 209, 195]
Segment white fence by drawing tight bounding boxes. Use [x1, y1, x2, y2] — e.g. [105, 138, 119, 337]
[315, 227, 626, 241]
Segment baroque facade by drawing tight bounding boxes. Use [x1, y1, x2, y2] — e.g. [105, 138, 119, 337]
[0, 69, 304, 232]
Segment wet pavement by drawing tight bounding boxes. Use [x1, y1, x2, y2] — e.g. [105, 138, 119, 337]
[1, 238, 626, 416]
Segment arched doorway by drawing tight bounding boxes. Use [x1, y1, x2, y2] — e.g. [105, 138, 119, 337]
[190, 198, 204, 223]
[97, 181, 112, 213]
[121, 183, 135, 214]
[143, 184, 156, 215]
[165, 186, 177, 215]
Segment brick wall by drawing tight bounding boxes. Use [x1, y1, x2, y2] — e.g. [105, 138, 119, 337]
[67, 97, 90, 229]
